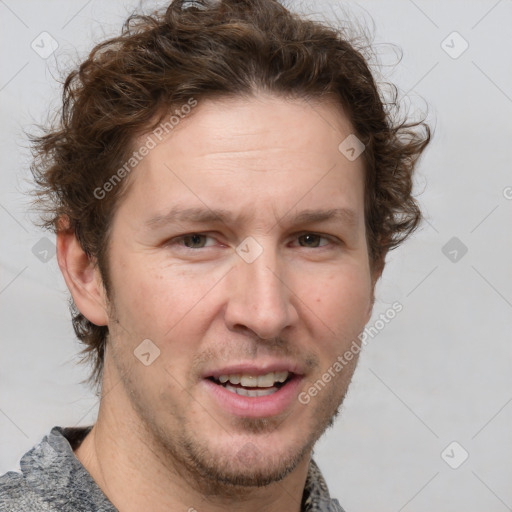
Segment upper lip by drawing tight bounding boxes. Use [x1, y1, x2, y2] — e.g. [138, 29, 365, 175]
[203, 361, 305, 379]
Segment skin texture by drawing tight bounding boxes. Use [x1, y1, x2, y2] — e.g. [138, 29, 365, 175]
[58, 93, 378, 512]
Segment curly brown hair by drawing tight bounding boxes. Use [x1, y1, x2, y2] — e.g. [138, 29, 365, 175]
[30, 0, 430, 390]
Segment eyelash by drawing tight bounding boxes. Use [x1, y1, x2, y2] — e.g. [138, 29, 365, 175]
[167, 232, 340, 250]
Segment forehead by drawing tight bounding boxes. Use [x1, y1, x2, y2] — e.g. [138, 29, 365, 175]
[155, 93, 355, 163]
[117, 93, 365, 227]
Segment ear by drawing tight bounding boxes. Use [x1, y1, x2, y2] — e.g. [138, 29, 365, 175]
[56, 220, 109, 326]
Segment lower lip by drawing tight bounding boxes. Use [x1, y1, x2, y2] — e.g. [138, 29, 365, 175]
[202, 375, 303, 418]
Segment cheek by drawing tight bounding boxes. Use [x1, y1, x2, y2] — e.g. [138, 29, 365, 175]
[110, 260, 161, 322]
[305, 266, 372, 343]
[108, 254, 223, 339]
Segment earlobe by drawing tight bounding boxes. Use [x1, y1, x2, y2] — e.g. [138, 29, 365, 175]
[56, 222, 109, 327]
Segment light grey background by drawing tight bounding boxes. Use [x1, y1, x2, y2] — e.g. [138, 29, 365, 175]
[1, 1, 511, 511]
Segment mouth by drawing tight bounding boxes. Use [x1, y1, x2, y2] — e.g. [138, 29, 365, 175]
[202, 366, 303, 418]
[207, 371, 293, 398]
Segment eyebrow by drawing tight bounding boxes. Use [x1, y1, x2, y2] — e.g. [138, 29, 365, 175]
[144, 206, 359, 230]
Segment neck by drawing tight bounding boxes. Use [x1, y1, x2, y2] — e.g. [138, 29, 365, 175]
[74, 366, 310, 512]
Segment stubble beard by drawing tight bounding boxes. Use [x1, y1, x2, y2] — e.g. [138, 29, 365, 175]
[129, 375, 349, 498]
[106, 299, 357, 498]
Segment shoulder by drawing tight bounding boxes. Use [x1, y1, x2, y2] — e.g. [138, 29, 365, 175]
[0, 469, 50, 511]
[0, 425, 97, 512]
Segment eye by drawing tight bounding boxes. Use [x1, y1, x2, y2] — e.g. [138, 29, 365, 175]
[173, 233, 216, 249]
[166, 232, 338, 251]
[296, 233, 332, 248]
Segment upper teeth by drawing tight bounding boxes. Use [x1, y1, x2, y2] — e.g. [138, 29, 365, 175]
[218, 371, 289, 388]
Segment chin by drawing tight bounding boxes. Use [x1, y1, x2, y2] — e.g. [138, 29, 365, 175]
[182, 435, 313, 488]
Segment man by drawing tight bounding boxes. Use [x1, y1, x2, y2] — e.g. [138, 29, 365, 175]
[0, 0, 430, 510]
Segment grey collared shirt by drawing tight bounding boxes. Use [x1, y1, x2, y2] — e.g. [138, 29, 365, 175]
[0, 426, 345, 511]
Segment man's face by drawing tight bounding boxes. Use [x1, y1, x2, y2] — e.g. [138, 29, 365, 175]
[101, 93, 374, 486]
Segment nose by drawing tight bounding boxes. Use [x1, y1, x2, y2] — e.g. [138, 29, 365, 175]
[224, 242, 298, 340]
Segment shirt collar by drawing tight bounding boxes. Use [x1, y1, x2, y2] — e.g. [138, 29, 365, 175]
[302, 458, 345, 512]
